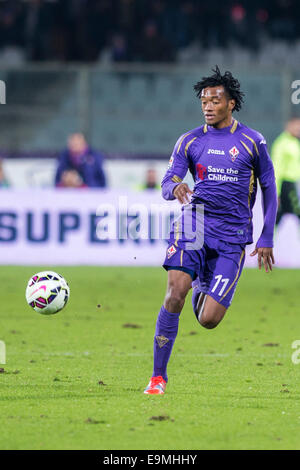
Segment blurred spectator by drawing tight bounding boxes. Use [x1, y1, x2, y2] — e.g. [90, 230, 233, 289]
[135, 20, 175, 62]
[199, 3, 230, 49]
[269, 0, 296, 41]
[230, 3, 248, 47]
[58, 169, 87, 189]
[271, 117, 300, 225]
[0, 159, 10, 188]
[110, 32, 130, 62]
[23, 0, 57, 61]
[55, 133, 107, 188]
[73, 0, 115, 61]
[176, 2, 197, 49]
[0, 0, 26, 64]
[138, 168, 160, 190]
[0, 1, 25, 49]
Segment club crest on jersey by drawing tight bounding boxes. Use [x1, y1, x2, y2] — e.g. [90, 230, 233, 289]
[229, 146, 239, 162]
[196, 163, 207, 181]
[167, 245, 177, 259]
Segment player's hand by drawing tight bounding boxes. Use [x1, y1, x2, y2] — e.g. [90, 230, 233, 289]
[173, 183, 193, 205]
[250, 247, 275, 273]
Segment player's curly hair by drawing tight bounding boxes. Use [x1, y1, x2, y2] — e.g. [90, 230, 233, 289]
[194, 65, 244, 112]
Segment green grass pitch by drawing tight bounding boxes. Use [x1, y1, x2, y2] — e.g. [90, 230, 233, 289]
[0, 266, 300, 450]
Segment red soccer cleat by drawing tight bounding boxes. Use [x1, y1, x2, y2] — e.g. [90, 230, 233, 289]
[144, 376, 166, 395]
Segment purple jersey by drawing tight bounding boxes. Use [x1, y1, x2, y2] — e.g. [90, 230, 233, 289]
[162, 119, 277, 246]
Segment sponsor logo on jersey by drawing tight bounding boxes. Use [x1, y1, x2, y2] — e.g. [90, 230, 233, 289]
[196, 163, 207, 181]
[207, 149, 225, 155]
[167, 245, 177, 259]
[229, 146, 239, 161]
[259, 139, 266, 145]
[167, 155, 174, 169]
[196, 163, 239, 182]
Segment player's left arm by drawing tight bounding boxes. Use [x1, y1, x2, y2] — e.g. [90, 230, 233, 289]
[250, 137, 278, 273]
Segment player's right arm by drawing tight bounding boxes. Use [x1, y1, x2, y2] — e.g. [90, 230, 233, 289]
[161, 133, 193, 204]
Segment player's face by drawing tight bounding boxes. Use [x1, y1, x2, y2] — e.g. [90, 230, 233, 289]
[201, 86, 235, 128]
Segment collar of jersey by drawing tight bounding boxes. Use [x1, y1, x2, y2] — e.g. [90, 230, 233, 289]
[205, 119, 239, 135]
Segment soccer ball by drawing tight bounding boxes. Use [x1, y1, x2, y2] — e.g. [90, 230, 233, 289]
[25, 271, 70, 315]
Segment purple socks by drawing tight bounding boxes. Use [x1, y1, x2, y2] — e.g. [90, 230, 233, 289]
[152, 305, 181, 382]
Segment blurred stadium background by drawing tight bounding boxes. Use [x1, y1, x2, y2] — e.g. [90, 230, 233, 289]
[0, 0, 299, 266]
[2, 0, 300, 453]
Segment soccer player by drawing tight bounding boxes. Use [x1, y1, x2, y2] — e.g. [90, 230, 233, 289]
[271, 117, 300, 226]
[144, 66, 277, 395]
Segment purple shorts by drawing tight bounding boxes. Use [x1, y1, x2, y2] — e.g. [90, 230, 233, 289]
[163, 236, 245, 308]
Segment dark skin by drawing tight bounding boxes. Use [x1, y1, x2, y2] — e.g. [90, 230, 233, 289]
[165, 85, 275, 328]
